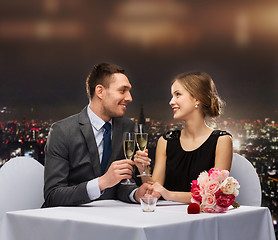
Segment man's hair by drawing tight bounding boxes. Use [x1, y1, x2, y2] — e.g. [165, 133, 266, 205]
[86, 62, 125, 100]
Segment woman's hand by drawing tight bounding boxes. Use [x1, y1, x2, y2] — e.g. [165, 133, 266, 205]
[148, 181, 192, 204]
[134, 149, 151, 173]
[149, 182, 171, 201]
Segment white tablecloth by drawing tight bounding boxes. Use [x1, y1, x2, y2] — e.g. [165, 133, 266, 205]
[0, 200, 275, 240]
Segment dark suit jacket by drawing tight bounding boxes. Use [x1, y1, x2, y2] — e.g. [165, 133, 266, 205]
[43, 107, 137, 207]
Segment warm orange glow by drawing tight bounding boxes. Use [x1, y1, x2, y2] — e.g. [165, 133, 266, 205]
[106, 0, 199, 48]
[0, 20, 84, 40]
[269, 177, 278, 182]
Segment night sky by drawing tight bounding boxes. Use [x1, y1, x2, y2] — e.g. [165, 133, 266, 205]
[0, 0, 277, 121]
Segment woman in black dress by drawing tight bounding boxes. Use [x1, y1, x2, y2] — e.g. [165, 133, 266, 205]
[134, 72, 233, 203]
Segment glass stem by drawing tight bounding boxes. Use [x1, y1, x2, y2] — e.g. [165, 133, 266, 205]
[142, 163, 145, 173]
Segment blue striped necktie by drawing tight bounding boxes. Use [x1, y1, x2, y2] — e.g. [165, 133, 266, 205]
[101, 122, 112, 174]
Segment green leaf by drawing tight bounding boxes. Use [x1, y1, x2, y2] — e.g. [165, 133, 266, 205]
[232, 201, 240, 208]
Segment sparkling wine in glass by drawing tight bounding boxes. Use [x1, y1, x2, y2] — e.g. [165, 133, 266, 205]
[121, 132, 136, 185]
[136, 132, 151, 177]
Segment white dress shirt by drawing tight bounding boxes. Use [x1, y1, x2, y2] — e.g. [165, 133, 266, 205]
[86, 107, 111, 200]
[87, 106, 112, 163]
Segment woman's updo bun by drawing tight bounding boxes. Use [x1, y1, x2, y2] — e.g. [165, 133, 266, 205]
[209, 93, 223, 117]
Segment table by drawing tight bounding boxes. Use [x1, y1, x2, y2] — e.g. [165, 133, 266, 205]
[0, 200, 275, 240]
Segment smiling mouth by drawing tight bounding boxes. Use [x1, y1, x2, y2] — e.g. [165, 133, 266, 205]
[172, 108, 178, 114]
[120, 104, 127, 109]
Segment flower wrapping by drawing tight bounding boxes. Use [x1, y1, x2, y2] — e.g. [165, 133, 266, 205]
[191, 168, 240, 213]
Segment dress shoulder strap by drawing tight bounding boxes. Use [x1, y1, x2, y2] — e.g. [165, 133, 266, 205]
[211, 130, 232, 138]
[163, 130, 181, 141]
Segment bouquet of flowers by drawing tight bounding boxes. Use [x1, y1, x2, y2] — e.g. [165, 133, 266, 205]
[190, 168, 240, 213]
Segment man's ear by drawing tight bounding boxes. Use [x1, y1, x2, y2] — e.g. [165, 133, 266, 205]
[95, 84, 105, 99]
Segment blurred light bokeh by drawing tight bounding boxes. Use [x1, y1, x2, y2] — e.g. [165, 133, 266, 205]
[0, 0, 277, 120]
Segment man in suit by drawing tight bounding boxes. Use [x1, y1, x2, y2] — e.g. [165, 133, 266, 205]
[43, 62, 149, 207]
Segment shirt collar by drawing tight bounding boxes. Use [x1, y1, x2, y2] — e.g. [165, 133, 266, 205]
[87, 106, 112, 131]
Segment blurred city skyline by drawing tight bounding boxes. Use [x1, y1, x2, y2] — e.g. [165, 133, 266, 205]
[0, 0, 278, 121]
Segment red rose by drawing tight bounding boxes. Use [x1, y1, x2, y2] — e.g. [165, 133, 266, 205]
[187, 203, 200, 214]
[215, 190, 235, 208]
[191, 181, 202, 202]
[191, 180, 199, 188]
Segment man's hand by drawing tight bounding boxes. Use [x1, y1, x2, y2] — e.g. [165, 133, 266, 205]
[134, 183, 150, 202]
[98, 159, 134, 191]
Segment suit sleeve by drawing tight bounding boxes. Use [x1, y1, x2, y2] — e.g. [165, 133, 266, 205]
[43, 123, 91, 207]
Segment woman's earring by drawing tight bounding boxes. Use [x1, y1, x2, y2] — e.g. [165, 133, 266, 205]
[195, 104, 199, 109]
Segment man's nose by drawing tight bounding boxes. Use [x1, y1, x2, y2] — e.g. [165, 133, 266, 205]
[126, 91, 132, 102]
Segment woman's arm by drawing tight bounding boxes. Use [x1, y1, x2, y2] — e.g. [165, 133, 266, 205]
[151, 136, 167, 184]
[151, 137, 191, 204]
[214, 135, 233, 171]
[150, 182, 192, 203]
[134, 136, 168, 184]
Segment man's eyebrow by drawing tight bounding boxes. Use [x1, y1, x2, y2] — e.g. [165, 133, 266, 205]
[120, 85, 131, 90]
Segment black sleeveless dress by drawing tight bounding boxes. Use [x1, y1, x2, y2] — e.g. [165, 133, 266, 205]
[163, 130, 232, 192]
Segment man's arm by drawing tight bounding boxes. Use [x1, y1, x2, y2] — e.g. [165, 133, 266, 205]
[43, 123, 91, 207]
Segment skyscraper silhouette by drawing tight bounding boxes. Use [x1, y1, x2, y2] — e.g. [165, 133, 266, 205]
[138, 104, 146, 125]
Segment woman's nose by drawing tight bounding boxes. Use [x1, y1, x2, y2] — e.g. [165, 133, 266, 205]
[169, 97, 174, 106]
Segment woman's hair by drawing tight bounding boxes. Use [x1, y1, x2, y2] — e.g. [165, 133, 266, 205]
[172, 72, 224, 117]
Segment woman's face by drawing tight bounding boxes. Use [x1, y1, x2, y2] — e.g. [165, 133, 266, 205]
[169, 80, 198, 120]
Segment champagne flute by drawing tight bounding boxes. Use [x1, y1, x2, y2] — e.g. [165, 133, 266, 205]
[121, 132, 136, 185]
[136, 132, 151, 177]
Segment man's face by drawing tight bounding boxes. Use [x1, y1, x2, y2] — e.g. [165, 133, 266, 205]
[101, 73, 132, 119]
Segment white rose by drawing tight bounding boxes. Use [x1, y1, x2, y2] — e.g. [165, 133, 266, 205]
[221, 177, 240, 195]
[197, 171, 209, 188]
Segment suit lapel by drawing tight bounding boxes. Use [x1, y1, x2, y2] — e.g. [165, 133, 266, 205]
[79, 107, 102, 176]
